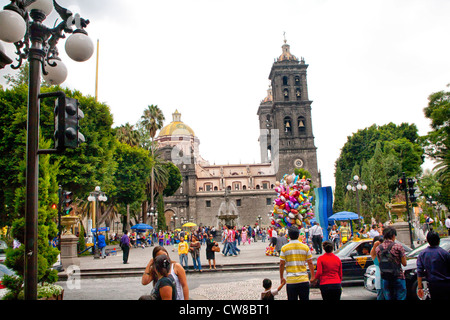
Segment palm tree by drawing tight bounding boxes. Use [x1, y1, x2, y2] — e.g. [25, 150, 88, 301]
[139, 105, 166, 223]
[140, 104, 165, 145]
[116, 122, 140, 147]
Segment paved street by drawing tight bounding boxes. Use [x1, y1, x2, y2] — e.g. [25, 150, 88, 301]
[56, 240, 375, 300]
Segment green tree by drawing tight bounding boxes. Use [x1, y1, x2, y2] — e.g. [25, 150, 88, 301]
[421, 87, 450, 207]
[111, 142, 152, 228]
[163, 162, 182, 197]
[115, 122, 140, 147]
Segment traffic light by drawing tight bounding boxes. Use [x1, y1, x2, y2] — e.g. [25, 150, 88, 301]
[397, 178, 406, 191]
[62, 191, 73, 216]
[408, 178, 417, 202]
[54, 95, 85, 150]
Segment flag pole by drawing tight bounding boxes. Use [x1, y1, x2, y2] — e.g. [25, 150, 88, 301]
[95, 39, 99, 101]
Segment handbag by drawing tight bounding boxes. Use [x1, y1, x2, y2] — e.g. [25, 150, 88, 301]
[212, 245, 220, 252]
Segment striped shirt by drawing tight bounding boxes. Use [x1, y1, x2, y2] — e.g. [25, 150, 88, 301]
[280, 240, 312, 284]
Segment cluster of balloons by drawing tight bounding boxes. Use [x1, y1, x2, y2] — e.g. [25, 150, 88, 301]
[270, 173, 315, 229]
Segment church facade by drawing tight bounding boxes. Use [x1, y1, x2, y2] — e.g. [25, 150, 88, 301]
[156, 40, 321, 230]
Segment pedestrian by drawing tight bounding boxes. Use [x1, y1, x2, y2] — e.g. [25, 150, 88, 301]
[370, 235, 385, 300]
[417, 230, 450, 300]
[261, 278, 286, 300]
[279, 226, 316, 300]
[375, 226, 407, 300]
[206, 234, 218, 270]
[120, 230, 131, 264]
[270, 226, 278, 248]
[369, 224, 380, 238]
[142, 246, 189, 300]
[158, 231, 164, 246]
[189, 236, 202, 271]
[241, 227, 247, 245]
[445, 215, 450, 237]
[178, 236, 189, 270]
[223, 226, 238, 256]
[310, 222, 323, 254]
[140, 254, 177, 300]
[312, 241, 343, 300]
[329, 225, 339, 251]
[339, 221, 351, 245]
[262, 228, 267, 243]
[275, 231, 288, 256]
[232, 226, 241, 254]
[97, 231, 107, 259]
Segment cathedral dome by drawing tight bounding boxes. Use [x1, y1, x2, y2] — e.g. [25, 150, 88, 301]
[277, 40, 299, 62]
[158, 110, 195, 137]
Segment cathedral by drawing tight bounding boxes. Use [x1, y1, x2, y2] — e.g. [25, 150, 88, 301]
[156, 40, 321, 230]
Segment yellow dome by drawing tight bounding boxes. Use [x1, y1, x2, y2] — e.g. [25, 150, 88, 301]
[158, 110, 195, 137]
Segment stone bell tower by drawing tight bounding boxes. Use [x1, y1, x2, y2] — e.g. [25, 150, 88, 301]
[258, 39, 321, 187]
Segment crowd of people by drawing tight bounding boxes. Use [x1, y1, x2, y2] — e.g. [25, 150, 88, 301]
[119, 219, 450, 301]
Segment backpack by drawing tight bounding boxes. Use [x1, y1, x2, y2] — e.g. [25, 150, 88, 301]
[378, 242, 401, 280]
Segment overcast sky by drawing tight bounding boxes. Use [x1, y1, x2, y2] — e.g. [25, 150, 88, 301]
[1, 0, 449, 189]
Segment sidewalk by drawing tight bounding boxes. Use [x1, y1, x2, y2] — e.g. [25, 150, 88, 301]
[72, 240, 282, 272]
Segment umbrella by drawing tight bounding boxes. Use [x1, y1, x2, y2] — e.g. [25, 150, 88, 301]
[131, 223, 153, 230]
[182, 222, 197, 227]
[328, 211, 363, 221]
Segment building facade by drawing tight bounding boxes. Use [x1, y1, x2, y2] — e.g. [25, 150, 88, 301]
[156, 41, 320, 230]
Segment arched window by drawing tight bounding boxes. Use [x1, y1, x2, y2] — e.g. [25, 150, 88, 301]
[283, 88, 289, 101]
[296, 87, 301, 100]
[284, 117, 292, 134]
[283, 76, 289, 86]
[297, 116, 306, 133]
[295, 76, 300, 85]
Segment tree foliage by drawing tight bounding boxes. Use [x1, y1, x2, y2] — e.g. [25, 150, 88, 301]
[334, 122, 424, 222]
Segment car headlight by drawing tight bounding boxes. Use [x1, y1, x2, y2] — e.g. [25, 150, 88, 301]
[366, 266, 376, 276]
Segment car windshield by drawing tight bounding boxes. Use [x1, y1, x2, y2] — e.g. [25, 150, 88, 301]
[335, 241, 357, 257]
[407, 239, 450, 258]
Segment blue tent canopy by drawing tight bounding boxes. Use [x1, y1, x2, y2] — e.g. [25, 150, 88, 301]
[328, 211, 363, 221]
[131, 223, 153, 230]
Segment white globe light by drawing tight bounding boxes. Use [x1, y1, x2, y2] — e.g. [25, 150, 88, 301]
[346, 185, 351, 191]
[95, 186, 101, 192]
[43, 58, 67, 85]
[26, 0, 53, 16]
[0, 10, 27, 43]
[65, 32, 94, 62]
[353, 175, 359, 181]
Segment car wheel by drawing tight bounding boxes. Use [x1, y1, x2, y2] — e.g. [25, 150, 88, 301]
[411, 279, 430, 300]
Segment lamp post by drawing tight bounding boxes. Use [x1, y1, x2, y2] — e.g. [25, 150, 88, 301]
[88, 186, 107, 259]
[0, 0, 93, 300]
[346, 175, 367, 224]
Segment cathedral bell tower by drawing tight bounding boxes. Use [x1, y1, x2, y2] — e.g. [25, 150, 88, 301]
[258, 39, 321, 186]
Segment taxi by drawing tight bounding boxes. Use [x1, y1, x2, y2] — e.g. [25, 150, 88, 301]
[327, 238, 411, 284]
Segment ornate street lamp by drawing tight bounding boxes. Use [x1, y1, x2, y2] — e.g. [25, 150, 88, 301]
[0, 0, 93, 299]
[346, 175, 367, 223]
[88, 186, 107, 259]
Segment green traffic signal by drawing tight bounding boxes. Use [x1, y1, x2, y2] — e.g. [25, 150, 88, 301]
[62, 190, 73, 216]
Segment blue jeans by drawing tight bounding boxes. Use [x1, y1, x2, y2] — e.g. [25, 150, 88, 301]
[381, 278, 406, 300]
[179, 254, 188, 269]
[233, 240, 240, 253]
[192, 255, 202, 270]
[224, 241, 237, 256]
